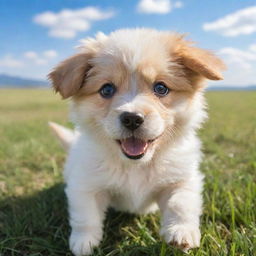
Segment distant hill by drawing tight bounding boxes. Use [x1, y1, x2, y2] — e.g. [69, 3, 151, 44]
[0, 74, 49, 88]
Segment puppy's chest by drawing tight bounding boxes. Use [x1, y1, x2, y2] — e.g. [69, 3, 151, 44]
[108, 167, 159, 212]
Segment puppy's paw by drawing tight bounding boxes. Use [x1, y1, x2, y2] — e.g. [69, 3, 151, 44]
[69, 230, 101, 256]
[161, 224, 201, 252]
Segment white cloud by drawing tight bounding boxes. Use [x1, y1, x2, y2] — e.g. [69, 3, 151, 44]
[218, 45, 256, 86]
[34, 58, 48, 65]
[23, 50, 58, 66]
[203, 6, 256, 36]
[0, 55, 24, 68]
[249, 44, 256, 52]
[34, 7, 115, 39]
[43, 50, 58, 58]
[137, 0, 183, 14]
[219, 47, 256, 68]
[24, 51, 38, 59]
[0, 50, 59, 80]
[173, 1, 183, 9]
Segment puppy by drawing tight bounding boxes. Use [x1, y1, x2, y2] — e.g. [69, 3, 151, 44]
[48, 28, 225, 256]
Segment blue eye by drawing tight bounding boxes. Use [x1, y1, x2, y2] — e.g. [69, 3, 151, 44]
[99, 83, 116, 98]
[153, 82, 169, 96]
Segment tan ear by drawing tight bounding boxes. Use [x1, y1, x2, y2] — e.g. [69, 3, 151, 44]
[175, 42, 226, 80]
[48, 53, 92, 99]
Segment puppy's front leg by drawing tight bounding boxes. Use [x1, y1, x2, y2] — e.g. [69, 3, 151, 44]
[66, 187, 109, 256]
[157, 175, 203, 252]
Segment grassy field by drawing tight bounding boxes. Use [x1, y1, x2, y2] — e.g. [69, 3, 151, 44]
[0, 89, 255, 256]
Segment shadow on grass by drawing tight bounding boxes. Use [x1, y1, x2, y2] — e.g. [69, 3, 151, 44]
[0, 184, 70, 256]
[0, 184, 182, 256]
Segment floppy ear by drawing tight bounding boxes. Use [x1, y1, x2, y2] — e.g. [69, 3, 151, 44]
[48, 53, 92, 99]
[175, 42, 226, 80]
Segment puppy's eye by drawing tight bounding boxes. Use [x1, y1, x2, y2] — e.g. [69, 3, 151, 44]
[153, 82, 169, 97]
[99, 83, 116, 98]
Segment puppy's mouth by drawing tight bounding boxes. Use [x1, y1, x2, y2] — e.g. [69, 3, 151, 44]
[116, 137, 155, 160]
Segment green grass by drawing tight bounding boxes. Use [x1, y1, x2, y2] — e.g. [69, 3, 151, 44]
[0, 89, 255, 256]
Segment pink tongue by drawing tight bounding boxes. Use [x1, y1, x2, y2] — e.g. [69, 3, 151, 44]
[121, 137, 148, 156]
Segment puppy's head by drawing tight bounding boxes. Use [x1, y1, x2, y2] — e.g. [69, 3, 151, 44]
[49, 29, 225, 163]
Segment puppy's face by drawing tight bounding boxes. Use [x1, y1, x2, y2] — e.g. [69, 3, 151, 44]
[49, 29, 225, 162]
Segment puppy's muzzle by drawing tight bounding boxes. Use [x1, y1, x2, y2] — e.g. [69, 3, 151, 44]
[120, 112, 144, 131]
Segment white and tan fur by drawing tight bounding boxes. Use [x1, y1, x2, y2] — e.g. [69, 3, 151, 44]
[48, 28, 225, 256]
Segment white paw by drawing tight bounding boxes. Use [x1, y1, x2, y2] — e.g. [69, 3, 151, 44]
[69, 230, 101, 256]
[160, 224, 201, 252]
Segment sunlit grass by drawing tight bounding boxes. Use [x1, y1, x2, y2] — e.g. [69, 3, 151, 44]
[0, 89, 255, 255]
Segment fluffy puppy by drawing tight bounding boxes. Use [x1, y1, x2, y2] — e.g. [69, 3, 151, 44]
[48, 28, 225, 256]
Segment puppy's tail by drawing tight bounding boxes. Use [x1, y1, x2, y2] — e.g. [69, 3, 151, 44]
[48, 122, 75, 151]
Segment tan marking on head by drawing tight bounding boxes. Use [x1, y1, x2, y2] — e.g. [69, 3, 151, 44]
[73, 54, 130, 101]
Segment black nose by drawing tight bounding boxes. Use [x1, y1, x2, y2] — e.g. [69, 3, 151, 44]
[120, 112, 144, 131]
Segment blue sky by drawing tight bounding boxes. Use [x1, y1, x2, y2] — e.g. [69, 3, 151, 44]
[1, 0, 256, 87]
